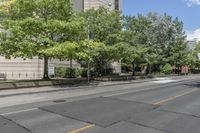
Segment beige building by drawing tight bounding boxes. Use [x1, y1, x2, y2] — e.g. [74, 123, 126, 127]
[72, 0, 122, 11]
[84, 0, 122, 11]
[0, 57, 43, 80]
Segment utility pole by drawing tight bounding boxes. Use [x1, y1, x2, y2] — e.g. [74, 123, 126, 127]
[87, 16, 92, 83]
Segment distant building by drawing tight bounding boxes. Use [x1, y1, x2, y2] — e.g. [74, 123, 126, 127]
[187, 38, 198, 50]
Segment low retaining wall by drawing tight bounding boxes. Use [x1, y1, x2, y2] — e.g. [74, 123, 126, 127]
[94, 76, 152, 81]
[0, 78, 88, 90]
[94, 74, 180, 81]
[0, 74, 182, 90]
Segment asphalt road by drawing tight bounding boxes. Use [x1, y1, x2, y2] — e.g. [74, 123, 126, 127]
[1, 76, 200, 133]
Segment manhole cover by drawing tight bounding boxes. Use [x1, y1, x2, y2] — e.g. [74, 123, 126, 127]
[53, 99, 66, 103]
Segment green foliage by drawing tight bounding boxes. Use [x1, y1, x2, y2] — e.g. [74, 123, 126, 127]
[122, 12, 189, 74]
[80, 68, 97, 77]
[161, 63, 173, 74]
[0, 0, 85, 78]
[55, 67, 66, 78]
[80, 7, 122, 45]
[0, 1, 195, 77]
[42, 39, 105, 62]
[76, 39, 105, 62]
[55, 67, 82, 78]
[65, 68, 77, 78]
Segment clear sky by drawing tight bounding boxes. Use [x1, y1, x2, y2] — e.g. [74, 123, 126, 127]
[122, 0, 200, 40]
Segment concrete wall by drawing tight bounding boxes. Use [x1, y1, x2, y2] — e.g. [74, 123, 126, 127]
[0, 56, 81, 80]
[72, 0, 84, 12]
[0, 57, 43, 80]
[111, 62, 121, 74]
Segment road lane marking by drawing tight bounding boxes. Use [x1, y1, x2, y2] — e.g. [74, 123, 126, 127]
[105, 86, 161, 97]
[153, 89, 198, 105]
[0, 108, 38, 116]
[105, 80, 189, 97]
[68, 124, 95, 133]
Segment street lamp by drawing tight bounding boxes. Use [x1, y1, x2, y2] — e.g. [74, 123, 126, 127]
[86, 0, 113, 83]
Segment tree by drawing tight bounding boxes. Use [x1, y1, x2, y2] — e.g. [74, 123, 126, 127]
[81, 7, 122, 45]
[122, 13, 188, 74]
[0, 0, 16, 13]
[79, 7, 122, 76]
[41, 41, 78, 70]
[113, 42, 148, 75]
[0, 0, 85, 79]
[42, 39, 105, 80]
[189, 42, 200, 70]
[122, 15, 151, 74]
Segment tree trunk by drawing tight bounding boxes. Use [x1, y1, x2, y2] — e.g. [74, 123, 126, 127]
[43, 56, 49, 79]
[148, 64, 152, 74]
[87, 62, 90, 83]
[70, 58, 73, 69]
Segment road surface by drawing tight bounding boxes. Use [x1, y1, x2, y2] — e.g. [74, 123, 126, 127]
[1, 75, 200, 133]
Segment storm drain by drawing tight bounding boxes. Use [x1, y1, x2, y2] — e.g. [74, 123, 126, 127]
[53, 99, 66, 103]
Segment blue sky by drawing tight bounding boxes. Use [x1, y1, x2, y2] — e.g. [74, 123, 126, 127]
[122, 0, 200, 40]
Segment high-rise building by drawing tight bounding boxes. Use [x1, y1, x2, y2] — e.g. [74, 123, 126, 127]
[72, 0, 122, 12]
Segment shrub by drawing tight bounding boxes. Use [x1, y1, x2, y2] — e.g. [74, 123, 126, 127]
[55, 67, 66, 78]
[81, 68, 97, 77]
[65, 68, 76, 78]
[81, 68, 88, 77]
[55, 67, 82, 78]
[161, 63, 172, 74]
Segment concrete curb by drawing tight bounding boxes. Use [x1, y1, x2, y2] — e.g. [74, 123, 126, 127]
[0, 75, 194, 98]
[0, 78, 155, 98]
[0, 79, 88, 90]
[0, 74, 192, 91]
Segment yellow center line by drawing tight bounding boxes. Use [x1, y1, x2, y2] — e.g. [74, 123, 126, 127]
[153, 89, 198, 105]
[68, 124, 95, 133]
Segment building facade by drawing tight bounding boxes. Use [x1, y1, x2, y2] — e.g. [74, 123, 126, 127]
[72, 0, 122, 11]
[0, 57, 80, 80]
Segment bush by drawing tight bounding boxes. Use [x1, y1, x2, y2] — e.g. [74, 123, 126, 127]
[81, 68, 97, 77]
[55, 67, 82, 78]
[161, 63, 172, 74]
[55, 67, 66, 78]
[65, 68, 76, 78]
[81, 68, 88, 77]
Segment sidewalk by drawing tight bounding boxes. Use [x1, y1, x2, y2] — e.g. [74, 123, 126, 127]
[0, 74, 196, 98]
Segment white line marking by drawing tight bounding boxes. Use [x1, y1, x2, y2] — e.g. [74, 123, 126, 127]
[1, 108, 38, 116]
[105, 87, 159, 97]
